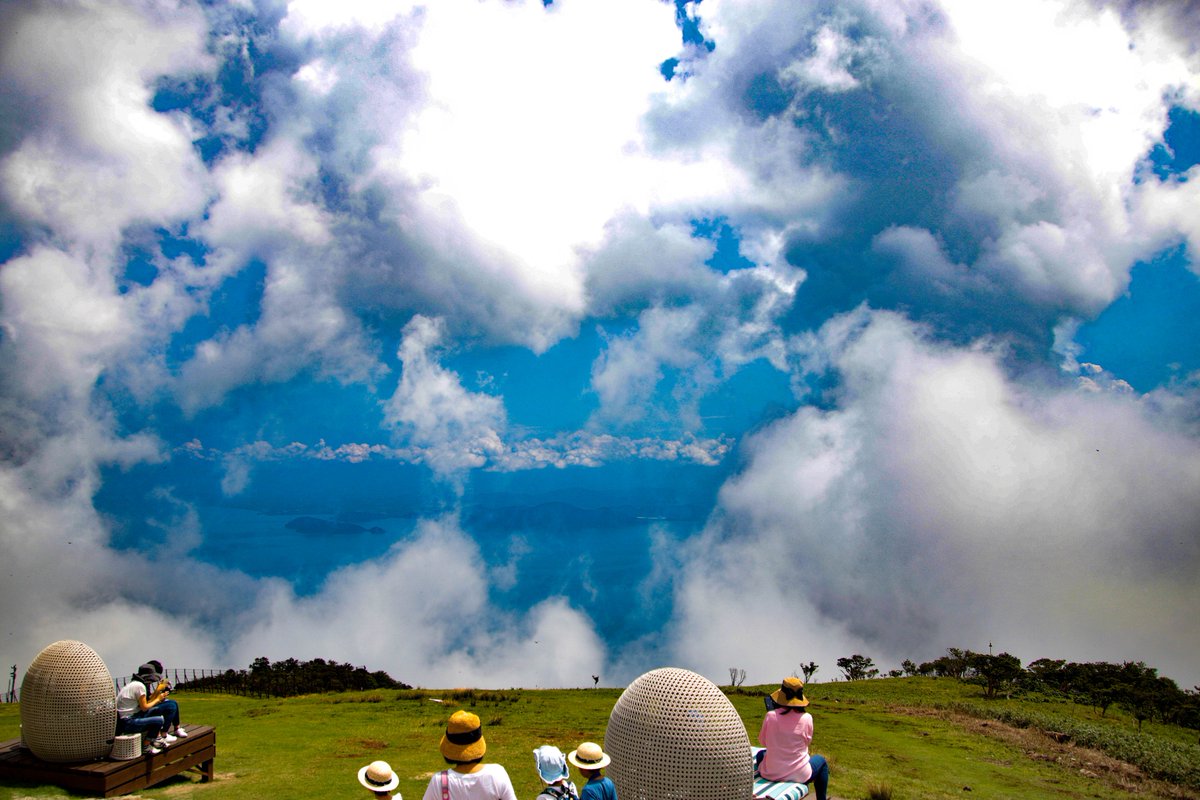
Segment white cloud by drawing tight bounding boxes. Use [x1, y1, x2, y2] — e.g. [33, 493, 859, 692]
[0, 0, 211, 253]
[1134, 166, 1200, 273]
[383, 316, 507, 478]
[178, 431, 731, 473]
[588, 260, 802, 429]
[678, 0, 1195, 324]
[0, 441, 232, 684]
[174, 139, 380, 413]
[0, 247, 134, 404]
[780, 25, 874, 93]
[660, 308, 1200, 683]
[226, 517, 607, 688]
[928, 0, 1192, 310]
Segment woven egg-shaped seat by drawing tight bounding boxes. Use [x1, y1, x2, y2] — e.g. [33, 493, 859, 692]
[606, 667, 752, 800]
[20, 640, 117, 762]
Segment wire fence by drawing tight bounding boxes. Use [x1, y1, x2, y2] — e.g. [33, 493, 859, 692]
[5, 661, 408, 702]
[3, 667, 233, 703]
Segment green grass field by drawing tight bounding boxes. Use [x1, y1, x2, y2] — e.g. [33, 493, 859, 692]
[1, 678, 1196, 799]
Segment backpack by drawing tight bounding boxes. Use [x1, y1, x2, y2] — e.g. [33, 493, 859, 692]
[538, 782, 580, 800]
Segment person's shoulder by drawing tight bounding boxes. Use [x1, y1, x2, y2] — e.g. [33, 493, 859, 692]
[480, 763, 513, 784]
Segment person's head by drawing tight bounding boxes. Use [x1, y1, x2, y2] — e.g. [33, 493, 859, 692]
[358, 760, 400, 797]
[440, 710, 487, 764]
[148, 660, 164, 673]
[769, 676, 809, 712]
[567, 741, 610, 778]
[533, 744, 570, 785]
[135, 663, 161, 686]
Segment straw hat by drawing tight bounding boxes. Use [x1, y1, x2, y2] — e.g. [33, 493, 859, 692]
[440, 710, 487, 762]
[769, 676, 809, 708]
[567, 741, 611, 770]
[358, 760, 400, 792]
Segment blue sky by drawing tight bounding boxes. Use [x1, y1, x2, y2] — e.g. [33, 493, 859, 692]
[2, 0, 1199, 689]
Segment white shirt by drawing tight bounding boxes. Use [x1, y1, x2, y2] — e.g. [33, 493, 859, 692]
[115, 681, 148, 719]
[421, 764, 518, 800]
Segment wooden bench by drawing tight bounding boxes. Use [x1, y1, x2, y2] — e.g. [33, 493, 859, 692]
[0, 724, 215, 797]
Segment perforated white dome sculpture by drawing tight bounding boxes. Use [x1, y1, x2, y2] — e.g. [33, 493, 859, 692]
[605, 667, 752, 800]
[20, 640, 117, 762]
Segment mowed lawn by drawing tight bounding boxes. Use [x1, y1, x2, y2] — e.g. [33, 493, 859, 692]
[0, 679, 1193, 800]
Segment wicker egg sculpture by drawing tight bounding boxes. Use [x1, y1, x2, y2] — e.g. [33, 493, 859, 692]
[605, 667, 752, 800]
[20, 640, 117, 762]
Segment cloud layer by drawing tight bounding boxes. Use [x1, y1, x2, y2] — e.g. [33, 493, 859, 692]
[1, 0, 1198, 689]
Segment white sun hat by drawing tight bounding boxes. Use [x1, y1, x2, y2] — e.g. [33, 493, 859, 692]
[358, 760, 400, 793]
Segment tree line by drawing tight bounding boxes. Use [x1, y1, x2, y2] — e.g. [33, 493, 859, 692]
[830, 649, 1200, 733]
[177, 657, 410, 698]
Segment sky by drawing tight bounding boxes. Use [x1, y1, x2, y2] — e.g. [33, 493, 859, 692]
[1, 0, 1199, 691]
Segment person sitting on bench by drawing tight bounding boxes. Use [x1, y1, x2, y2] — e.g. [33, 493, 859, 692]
[757, 677, 829, 800]
[115, 664, 182, 754]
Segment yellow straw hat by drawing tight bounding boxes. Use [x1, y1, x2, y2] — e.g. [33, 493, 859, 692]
[769, 676, 809, 707]
[440, 710, 487, 762]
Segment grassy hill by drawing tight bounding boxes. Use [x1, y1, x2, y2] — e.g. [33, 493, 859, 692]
[1, 677, 1197, 799]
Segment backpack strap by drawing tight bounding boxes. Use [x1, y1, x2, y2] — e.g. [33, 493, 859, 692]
[540, 784, 577, 800]
[441, 770, 450, 800]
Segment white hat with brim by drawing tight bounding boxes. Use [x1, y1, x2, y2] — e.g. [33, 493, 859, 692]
[358, 760, 400, 792]
[567, 742, 611, 770]
[534, 744, 569, 783]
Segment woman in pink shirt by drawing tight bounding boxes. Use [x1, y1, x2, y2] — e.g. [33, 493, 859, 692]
[757, 677, 829, 800]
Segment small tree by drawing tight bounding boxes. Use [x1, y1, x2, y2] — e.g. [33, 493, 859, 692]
[837, 654, 878, 681]
[970, 652, 1023, 698]
[728, 667, 746, 687]
[901, 659, 918, 677]
[800, 661, 819, 682]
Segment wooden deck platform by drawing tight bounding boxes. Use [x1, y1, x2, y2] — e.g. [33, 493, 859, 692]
[0, 724, 215, 797]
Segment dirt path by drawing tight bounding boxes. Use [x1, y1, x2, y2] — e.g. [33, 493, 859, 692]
[893, 706, 1198, 800]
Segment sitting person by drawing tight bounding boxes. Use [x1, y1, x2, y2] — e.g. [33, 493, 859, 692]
[421, 710, 517, 800]
[533, 744, 579, 800]
[115, 664, 180, 753]
[144, 658, 187, 735]
[359, 759, 401, 799]
[567, 742, 617, 800]
[757, 677, 829, 800]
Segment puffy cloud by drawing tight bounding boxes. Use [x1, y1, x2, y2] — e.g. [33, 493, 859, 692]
[174, 137, 381, 413]
[0, 428, 235, 682]
[660, 308, 1200, 682]
[0, 247, 135, 405]
[384, 316, 507, 478]
[588, 260, 803, 429]
[0, 0, 211, 253]
[225, 516, 607, 688]
[659, 0, 1196, 347]
[276, 0, 698, 350]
